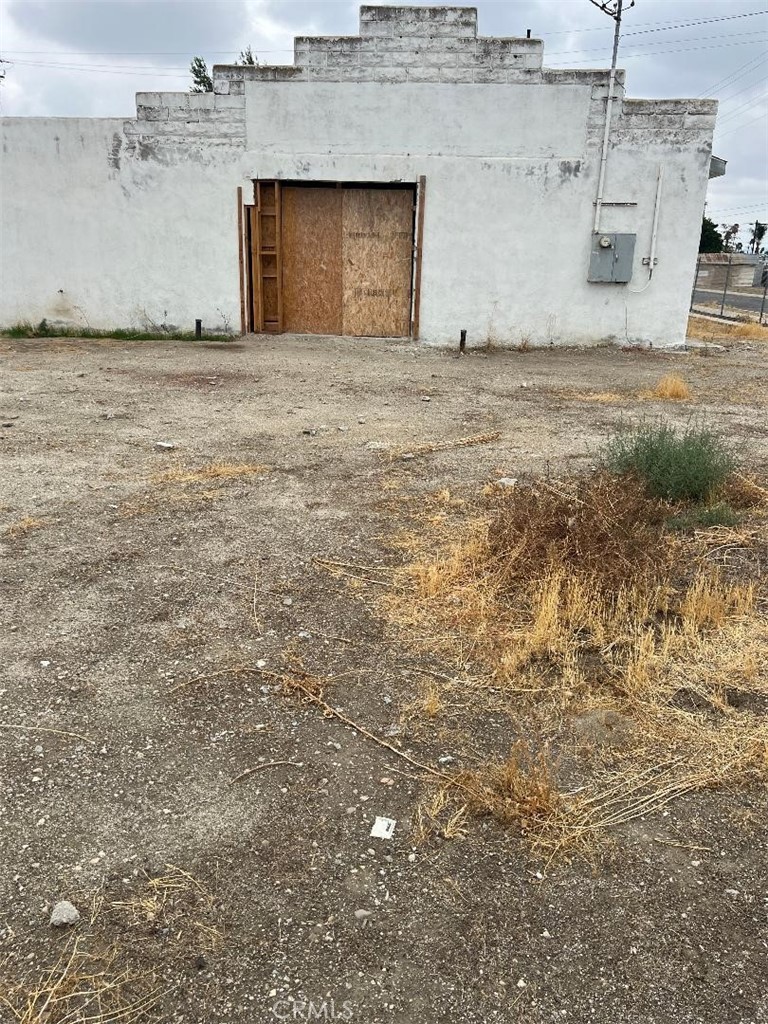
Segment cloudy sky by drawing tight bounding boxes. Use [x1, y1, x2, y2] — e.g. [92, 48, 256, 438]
[1, 0, 766, 242]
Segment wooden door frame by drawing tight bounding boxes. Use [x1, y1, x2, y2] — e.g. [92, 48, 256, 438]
[240, 178, 425, 338]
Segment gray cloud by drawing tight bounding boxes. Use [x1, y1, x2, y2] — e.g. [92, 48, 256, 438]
[7, 1, 248, 61]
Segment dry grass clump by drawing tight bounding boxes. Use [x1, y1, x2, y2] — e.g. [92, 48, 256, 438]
[645, 374, 692, 400]
[0, 865, 219, 1023]
[0, 937, 165, 1024]
[4, 516, 45, 539]
[152, 462, 268, 484]
[110, 863, 221, 952]
[379, 468, 767, 854]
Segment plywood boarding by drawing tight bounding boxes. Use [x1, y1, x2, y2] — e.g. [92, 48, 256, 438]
[281, 187, 343, 335]
[342, 189, 414, 338]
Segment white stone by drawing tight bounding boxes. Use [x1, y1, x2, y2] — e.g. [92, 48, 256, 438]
[50, 901, 80, 927]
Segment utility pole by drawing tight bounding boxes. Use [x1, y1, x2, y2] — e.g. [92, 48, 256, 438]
[590, 0, 635, 232]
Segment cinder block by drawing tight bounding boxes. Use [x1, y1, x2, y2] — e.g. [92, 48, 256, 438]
[423, 50, 457, 67]
[473, 68, 508, 83]
[136, 105, 169, 121]
[684, 112, 717, 130]
[135, 91, 165, 107]
[168, 107, 199, 122]
[337, 65, 371, 82]
[388, 49, 424, 67]
[441, 67, 473, 83]
[307, 67, 344, 81]
[326, 51, 361, 67]
[407, 66, 440, 82]
[187, 93, 215, 110]
[374, 66, 408, 83]
[361, 20, 394, 36]
[619, 113, 684, 129]
[302, 49, 328, 67]
[274, 66, 308, 81]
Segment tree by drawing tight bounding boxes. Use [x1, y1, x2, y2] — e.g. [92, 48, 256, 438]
[721, 223, 740, 252]
[236, 46, 257, 66]
[189, 56, 212, 93]
[699, 216, 723, 253]
[749, 220, 767, 255]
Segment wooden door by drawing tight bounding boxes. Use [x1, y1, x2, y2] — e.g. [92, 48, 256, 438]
[341, 189, 414, 338]
[282, 187, 343, 335]
[247, 182, 416, 338]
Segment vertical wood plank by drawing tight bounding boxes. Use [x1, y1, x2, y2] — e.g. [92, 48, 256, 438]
[237, 186, 246, 335]
[341, 188, 414, 338]
[282, 186, 343, 335]
[275, 182, 284, 332]
[411, 176, 426, 340]
[253, 205, 266, 333]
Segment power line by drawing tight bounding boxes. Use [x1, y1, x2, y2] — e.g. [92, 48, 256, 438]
[547, 36, 768, 66]
[717, 93, 768, 126]
[716, 74, 768, 106]
[542, 29, 767, 59]
[699, 52, 767, 97]
[3, 8, 767, 54]
[715, 109, 768, 139]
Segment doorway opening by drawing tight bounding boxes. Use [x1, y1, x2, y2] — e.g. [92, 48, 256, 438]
[239, 180, 424, 339]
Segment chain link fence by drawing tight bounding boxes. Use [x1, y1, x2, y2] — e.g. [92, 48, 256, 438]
[690, 253, 768, 324]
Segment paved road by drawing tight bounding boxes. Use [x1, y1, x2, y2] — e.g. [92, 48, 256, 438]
[693, 288, 766, 315]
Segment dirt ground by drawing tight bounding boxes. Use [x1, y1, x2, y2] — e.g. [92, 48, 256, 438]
[1, 331, 767, 1024]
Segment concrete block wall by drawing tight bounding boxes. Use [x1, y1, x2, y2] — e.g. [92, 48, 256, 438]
[212, 6, 544, 88]
[611, 98, 718, 146]
[127, 90, 246, 149]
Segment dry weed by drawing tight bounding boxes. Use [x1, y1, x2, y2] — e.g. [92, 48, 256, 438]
[4, 516, 45, 539]
[0, 936, 166, 1024]
[375, 470, 767, 855]
[644, 374, 692, 400]
[152, 462, 268, 485]
[688, 314, 768, 343]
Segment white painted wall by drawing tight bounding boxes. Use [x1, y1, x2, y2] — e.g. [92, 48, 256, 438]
[1, 107, 244, 335]
[0, 5, 716, 347]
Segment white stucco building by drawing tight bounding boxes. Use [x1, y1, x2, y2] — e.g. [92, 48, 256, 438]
[0, 5, 719, 347]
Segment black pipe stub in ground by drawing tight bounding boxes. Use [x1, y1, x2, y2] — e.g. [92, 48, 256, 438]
[195, 319, 202, 339]
[459, 329, 467, 353]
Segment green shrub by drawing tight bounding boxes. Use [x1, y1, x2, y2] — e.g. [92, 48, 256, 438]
[602, 421, 735, 502]
[666, 502, 741, 533]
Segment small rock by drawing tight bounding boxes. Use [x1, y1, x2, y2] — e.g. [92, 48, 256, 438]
[496, 477, 518, 488]
[354, 909, 372, 921]
[517, 979, 527, 989]
[50, 901, 80, 927]
[282, 597, 293, 608]
[365, 441, 388, 452]
[401, 453, 415, 461]
[421, 396, 431, 402]
[302, 428, 318, 437]
[155, 441, 175, 451]
[194, 954, 208, 970]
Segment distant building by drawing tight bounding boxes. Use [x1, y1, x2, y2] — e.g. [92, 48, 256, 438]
[696, 253, 761, 290]
[0, 6, 720, 347]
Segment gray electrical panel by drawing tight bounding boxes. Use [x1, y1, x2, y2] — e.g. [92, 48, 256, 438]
[588, 232, 636, 283]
